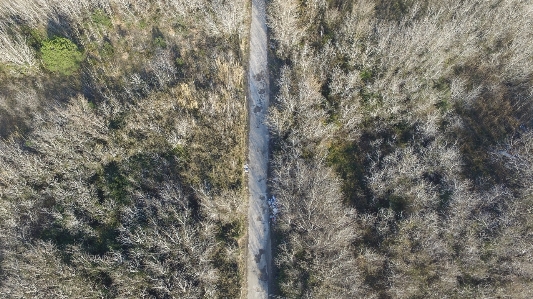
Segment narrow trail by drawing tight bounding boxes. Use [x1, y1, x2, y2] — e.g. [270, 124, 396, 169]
[246, 0, 271, 297]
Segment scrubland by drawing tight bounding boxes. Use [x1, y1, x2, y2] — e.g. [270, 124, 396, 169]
[2, 0, 533, 298]
[267, 0, 533, 297]
[0, 0, 248, 297]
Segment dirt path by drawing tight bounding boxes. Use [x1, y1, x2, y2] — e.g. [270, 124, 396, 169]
[246, 0, 271, 297]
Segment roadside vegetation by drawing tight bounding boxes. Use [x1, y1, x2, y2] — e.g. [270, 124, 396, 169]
[267, 0, 533, 297]
[0, 0, 248, 297]
[3, 0, 533, 298]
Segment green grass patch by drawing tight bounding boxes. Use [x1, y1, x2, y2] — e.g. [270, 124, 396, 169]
[153, 36, 167, 48]
[435, 99, 450, 112]
[91, 9, 112, 28]
[100, 41, 114, 58]
[360, 68, 373, 83]
[139, 19, 148, 29]
[101, 161, 131, 205]
[40, 37, 83, 75]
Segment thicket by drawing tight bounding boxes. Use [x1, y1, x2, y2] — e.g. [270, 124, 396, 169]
[268, 0, 533, 297]
[40, 37, 83, 75]
[0, 0, 248, 298]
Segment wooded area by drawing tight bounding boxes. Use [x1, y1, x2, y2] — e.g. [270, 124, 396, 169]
[0, 0, 248, 297]
[267, 0, 533, 297]
[1, 0, 533, 298]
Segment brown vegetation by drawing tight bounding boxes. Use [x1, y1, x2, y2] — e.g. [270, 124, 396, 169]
[0, 0, 248, 297]
[3, 0, 533, 297]
[267, 0, 533, 297]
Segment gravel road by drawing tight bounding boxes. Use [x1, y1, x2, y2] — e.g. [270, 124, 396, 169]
[246, 0, 271, 297]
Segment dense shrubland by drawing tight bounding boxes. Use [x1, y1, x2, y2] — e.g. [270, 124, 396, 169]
[268, 0, 533, 297]
[3, 0, 533, 297]
[0, 0, 248, 297]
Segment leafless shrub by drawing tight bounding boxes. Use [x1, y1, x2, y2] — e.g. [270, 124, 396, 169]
[0, 0, 248, 297]
[268, 0, 533, 297]
[0, 25, 36, 68]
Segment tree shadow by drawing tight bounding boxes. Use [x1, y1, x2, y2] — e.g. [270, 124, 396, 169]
[0, 249, 4, 289]
[328, 120, 420, 215]
[375, 0, 428, 22]
[46, 14, 79, 43]
[449, 64, 533, 190]
[0, 77, 43, 139]
[0, 109, 28, 139]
